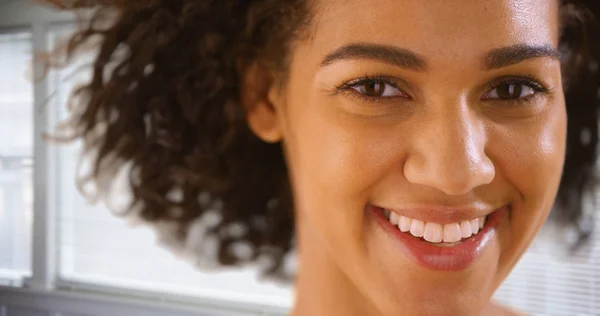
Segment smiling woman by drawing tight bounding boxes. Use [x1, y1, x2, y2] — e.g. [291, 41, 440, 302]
[41, 0, 600, 315]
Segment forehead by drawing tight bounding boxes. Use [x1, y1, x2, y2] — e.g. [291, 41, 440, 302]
[308, 0, 559, 64]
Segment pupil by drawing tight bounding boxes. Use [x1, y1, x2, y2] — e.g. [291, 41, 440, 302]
[498, 83, 522, 99]
[364, 80, 384, 96]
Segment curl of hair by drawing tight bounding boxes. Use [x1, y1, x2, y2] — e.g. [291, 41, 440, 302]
[42, 0, 599, 276]
[557, 0, 600, 247]
[44, 0, 308, 276]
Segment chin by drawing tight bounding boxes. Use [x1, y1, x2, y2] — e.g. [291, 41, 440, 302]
[359, 204, 506, 316]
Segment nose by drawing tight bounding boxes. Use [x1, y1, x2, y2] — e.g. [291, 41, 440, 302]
[403, 104, 495, 195]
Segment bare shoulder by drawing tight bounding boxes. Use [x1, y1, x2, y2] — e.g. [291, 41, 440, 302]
[500, 306, 528, 316]
[486, 301, 529, 316]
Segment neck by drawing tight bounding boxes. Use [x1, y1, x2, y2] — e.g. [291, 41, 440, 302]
[291, 216, 380, 316]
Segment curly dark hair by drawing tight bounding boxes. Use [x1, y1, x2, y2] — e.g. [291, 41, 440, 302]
[42, 0, 600, 276]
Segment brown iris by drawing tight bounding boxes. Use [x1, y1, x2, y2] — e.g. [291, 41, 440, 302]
[359, 80, 386, 97]
[496, 83, 523, 99]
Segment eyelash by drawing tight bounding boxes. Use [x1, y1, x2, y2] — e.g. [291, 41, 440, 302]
[336, 74, 550, 105]
[335, 75, 407, 103]
[484, 75, 550, 106]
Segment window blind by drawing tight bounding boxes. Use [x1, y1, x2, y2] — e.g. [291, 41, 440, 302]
[0, 31, 33, 281]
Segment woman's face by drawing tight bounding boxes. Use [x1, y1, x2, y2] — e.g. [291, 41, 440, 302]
[250, 0, 566, 314]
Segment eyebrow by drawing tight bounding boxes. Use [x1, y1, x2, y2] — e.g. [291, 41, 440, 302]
[320, 43, 561, 71]
[321, 43, 427, 71]
[484, 44, 561, 70]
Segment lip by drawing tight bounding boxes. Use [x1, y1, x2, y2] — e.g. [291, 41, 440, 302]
[368, 204, 509, 271]
[377, 204, 497, 225]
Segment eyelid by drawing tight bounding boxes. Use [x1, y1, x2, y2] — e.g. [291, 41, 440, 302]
[484, 75, 550, 94]
[337, 75, 397, 90]
[336, 75, 413, 100]
[479, 74, 551, 103]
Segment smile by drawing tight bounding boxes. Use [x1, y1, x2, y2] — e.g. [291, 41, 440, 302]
[369, 204, 509, 271]
[383, 209, 486, 244]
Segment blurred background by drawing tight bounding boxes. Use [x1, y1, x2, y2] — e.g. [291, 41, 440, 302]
[0, 1, 598, 315]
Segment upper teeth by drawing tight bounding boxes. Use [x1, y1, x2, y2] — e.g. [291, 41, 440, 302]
[385, 210, 486, 243]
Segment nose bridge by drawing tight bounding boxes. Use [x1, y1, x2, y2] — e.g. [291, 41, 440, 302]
[404, 101, 495, 195]
[440, 105, 480, 170]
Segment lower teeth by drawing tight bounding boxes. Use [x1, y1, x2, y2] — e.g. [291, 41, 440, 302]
[415, 237, 464, 246]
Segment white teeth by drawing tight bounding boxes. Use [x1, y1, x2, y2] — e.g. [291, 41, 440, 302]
[460, 220, 473, 238]
[409, 219, 425, 237]
[423, 222, 443, 243]
[384, 209, 488, 244]
[470, 218, 480, 235]
[443, 223, 462, 243]
[398, 216, 411, 232]
[389, 212, 400, 225]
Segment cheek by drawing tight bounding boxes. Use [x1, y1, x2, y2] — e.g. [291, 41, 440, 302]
[293, 107, 410, 192]
[490, 111, 566, 207]
[283, 101, 402, 239]
[487, 104, 566, 257]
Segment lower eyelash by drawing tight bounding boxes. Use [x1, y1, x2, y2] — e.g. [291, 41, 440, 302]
[335, 76, 407, 103]
[492, 91, 545, 108]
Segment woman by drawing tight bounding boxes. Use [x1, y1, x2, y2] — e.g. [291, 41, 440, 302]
[45, 0, 600, 315]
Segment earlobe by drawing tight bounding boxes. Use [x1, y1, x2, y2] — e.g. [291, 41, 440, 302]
[246, 98, 282, 143]
[240, 62, 283, 143]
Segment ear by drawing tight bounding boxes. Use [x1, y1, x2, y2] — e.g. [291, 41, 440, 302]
[240, 61, 283, 143]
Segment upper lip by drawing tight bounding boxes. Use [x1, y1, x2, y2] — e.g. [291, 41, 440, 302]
[375, 204, 508, 224]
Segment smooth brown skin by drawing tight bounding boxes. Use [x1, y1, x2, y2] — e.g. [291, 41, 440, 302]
[245, 0, 565, 315]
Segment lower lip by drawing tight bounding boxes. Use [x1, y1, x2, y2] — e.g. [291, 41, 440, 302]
[368, 205, 508, 271]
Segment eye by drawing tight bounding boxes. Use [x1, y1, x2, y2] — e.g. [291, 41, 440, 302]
[340, 77, 410, 99]
[482, 79, 547, 101]
[352, 79, 399, 97]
